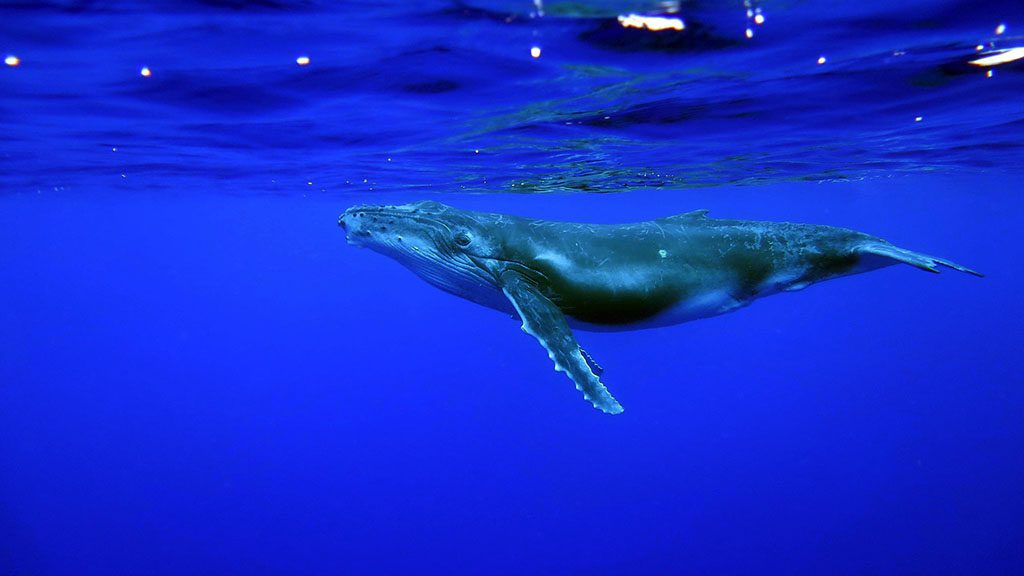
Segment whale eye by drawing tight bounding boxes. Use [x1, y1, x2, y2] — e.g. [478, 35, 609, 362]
[454, 232, 472, 248]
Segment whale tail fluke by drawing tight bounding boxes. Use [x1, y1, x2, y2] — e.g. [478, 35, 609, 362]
[857, 242, 983, 277]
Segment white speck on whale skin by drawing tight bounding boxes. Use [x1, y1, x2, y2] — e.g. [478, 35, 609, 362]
[658, 249, 668, 258]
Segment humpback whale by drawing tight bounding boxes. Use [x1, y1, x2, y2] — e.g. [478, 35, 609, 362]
[338, 201, 980, 414]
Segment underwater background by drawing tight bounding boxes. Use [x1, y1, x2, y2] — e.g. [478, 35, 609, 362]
[1, 0, 1022, 574]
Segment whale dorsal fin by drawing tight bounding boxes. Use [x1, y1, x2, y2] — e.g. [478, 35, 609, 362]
[499, 270, 623, 415]
[659, 209, 710, 223]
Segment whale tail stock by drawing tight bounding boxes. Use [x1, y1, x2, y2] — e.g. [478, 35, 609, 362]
[856, 242, 983, 277]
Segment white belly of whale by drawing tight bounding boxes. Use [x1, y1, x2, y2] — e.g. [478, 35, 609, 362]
[649, 288, 749, 327]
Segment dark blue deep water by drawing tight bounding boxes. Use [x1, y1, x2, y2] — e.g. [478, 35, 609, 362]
[2, 1, 1023, 574]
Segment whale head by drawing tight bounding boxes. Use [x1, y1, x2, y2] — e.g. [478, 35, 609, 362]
[338, 200, 511, 304]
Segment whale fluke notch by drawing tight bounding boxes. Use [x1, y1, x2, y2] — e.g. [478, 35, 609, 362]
[856, 243, 983, 277]
[500, 270, 624, 415]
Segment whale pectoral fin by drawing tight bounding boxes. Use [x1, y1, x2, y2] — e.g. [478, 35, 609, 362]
[500, 271, 624, 415]
[579, 347, 604, 377]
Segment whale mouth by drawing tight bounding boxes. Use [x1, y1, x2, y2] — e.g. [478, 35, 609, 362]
[337, 214, 355, 244]
[337, 210, 372, 246]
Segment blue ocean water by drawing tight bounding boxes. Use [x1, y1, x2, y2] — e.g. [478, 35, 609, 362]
[1, 1, 1023, 574]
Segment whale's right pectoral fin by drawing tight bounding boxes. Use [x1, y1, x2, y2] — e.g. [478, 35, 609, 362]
[499, 270, 624, 415]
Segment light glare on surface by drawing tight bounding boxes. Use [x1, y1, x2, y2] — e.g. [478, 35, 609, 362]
[296, 56, 310, 66]
[817, 56, 827, 65]
[968, 47, 1024, 66]
[140, 66, 152, 77]
[617, 14, 685, 32]
[530, 46, 541, 58]
[995, 23, 1006, 35]
[754, 14, 765, 25]
[4, 55, 20, 67]
[745, 28, 754, 39]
